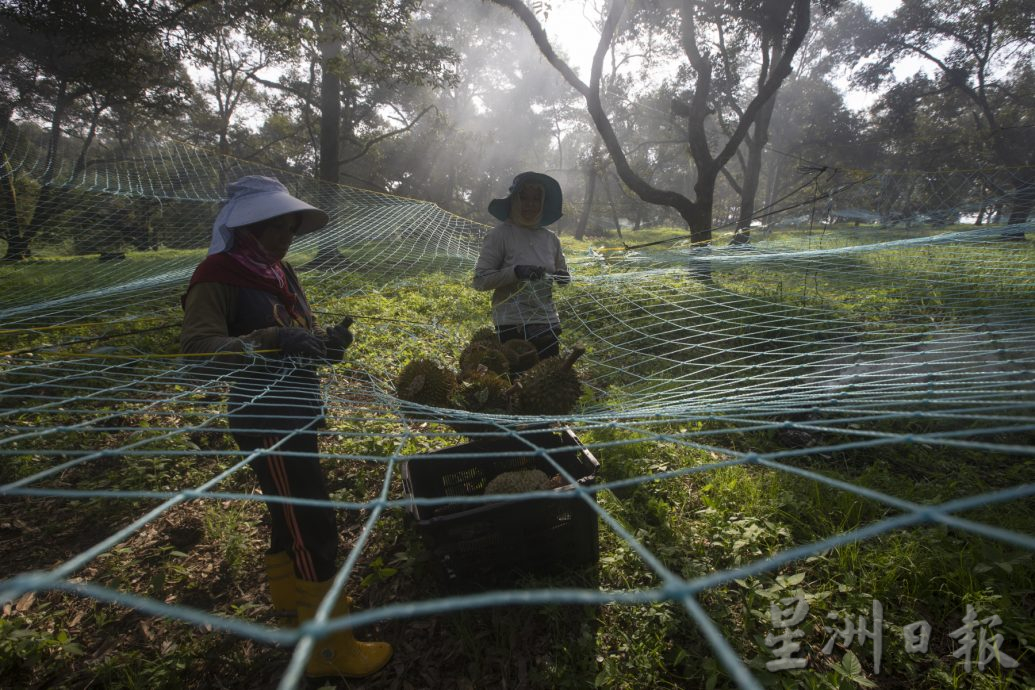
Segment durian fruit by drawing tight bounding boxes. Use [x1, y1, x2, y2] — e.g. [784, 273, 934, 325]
[484, 468, 551, 495]
[395, 358, 456, 407]
[469, 326, 499, 346]
[458, 342, 509, 379]
[500, 338, 539, 374]
[453, 370, 510, 412]
[512, 345, 585, 416]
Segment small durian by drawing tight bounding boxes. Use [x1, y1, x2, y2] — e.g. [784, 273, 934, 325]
[459, 342, 509, 379]
[453, 370, 510, 412]
[484, 468, 551, 495]
[395, 358, 456, 407]
[469, 326, 499, 346]
[512, 345, 585, 416]
[500, 338, 539, 374]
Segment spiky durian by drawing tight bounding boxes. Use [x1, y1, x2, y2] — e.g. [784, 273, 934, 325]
[500, 338, 539, 374]
[512, 346, 585, 416]
[469, 326, 499, 346]
[395, 358, 456, 407]
[458, 342, 509, 379]
[453, 370, 510, 412]
[484, 468, 551, 495]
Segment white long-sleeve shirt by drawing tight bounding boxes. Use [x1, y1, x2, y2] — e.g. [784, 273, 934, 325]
[471, 221, 569, 327]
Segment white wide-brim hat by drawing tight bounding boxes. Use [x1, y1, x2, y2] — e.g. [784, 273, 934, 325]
[208, 175, 329, 255]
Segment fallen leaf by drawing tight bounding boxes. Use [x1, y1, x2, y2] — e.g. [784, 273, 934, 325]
[15, 592, 35, 612]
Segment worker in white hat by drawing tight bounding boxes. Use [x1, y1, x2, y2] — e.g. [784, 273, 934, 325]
[181, 175, 392, 680]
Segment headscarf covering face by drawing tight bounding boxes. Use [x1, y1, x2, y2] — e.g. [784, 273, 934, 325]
[510, 182, 544, 228]
[226, 219, 292, 292]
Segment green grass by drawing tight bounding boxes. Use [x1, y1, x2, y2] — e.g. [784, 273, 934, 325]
[1, 227, 1033, 689]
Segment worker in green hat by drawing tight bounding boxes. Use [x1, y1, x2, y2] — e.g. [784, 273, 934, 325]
[472, 171, 570, 358]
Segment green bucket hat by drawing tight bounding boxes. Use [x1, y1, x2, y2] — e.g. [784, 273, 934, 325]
[488, 171, 563, 226]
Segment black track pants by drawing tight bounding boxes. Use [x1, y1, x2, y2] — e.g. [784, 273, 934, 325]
[233, 431, 337, 582]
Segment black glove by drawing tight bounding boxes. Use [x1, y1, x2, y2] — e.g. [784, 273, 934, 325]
[552, 269, 571, 285]
[278, 327, 327, 358]
[324, 317, 354, 361]
[514, 265, 546, 281]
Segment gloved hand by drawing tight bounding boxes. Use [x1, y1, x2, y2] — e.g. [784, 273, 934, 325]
[552, 269, 571, 285]
[324, 317, 354, 362]
[514, 265, 546, 281]
[278, 327, 327, 358]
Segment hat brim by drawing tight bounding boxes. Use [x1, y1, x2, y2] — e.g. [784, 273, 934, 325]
[489, 172, 563, 226]
[488, 197, 511, 223]
[225, 192, 329, 235]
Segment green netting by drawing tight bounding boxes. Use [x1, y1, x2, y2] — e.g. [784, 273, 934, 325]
[2, 123, 1033, 688]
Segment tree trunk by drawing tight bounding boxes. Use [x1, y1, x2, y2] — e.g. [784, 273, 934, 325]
[1002, 172, 1035, 240]
[319, 44, 341, 185]
[603, 172, 623, 239]
[575, 157, 596, 241]
[0, 122, 23, 261]
[731, 87, 778, 245]
[576, 141, 603, 240]
[311, 19, 345, 267]
[12, 82, 70, 261]
[686, 163, 716, 245]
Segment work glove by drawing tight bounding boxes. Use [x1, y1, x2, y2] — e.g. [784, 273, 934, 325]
[514, 265, 546, 281]
[278, 327, 327, 358]
[324, 316, 354, 362]
[552, 269, 571, 285]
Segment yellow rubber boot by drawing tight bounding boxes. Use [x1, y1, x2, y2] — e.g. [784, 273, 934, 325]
[295, 578, 393, 679]
[264, 552, 297, 627]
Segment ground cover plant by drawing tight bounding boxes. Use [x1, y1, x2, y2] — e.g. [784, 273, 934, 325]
[2, 214, 1034, 690]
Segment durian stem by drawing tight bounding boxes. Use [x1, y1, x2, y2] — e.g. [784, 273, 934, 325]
[560, 345, 586, 372]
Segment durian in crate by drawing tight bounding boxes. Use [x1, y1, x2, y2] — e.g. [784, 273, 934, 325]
[484, 468, 551, 494]
[511, 346, 585, 416]
[395, 357, 456, 408]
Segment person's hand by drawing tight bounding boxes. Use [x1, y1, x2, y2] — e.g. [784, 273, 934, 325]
[515, 265, 546, 281]
[324, 317, 354, 361]
[278, 327, 327, 358]
[552, 269, 571, 285]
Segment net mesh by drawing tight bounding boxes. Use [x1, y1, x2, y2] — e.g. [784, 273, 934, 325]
[2, 122, 1033, 688]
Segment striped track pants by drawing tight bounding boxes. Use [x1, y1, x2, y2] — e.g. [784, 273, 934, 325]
[233, 431, 338, 582]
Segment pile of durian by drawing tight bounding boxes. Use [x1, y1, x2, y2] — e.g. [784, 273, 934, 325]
[394, 327, 585, 418]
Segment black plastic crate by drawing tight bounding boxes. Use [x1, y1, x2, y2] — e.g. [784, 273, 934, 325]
[402, 427, 599, 585]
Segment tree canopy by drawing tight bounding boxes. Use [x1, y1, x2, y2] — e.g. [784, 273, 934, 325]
[0, 0, 1033, 259]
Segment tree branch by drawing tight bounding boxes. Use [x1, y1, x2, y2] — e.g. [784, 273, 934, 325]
[486, 0, 590, 96]
[248, 74, 320, 109]
[712, 0, 810, 170]
[339, 104, 436, 166]
[491, 0, 695, 214]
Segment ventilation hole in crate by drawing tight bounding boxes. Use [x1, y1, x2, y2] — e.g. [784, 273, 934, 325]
[442, 467, 486, 496]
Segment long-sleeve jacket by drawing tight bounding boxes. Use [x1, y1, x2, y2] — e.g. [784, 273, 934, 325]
[180, 262, 325, 432]
[471, 221, 568, 327]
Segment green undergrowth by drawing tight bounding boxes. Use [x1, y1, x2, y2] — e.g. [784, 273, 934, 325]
[586, 419, 1034, 689]
[2, 232, 1034, 689]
